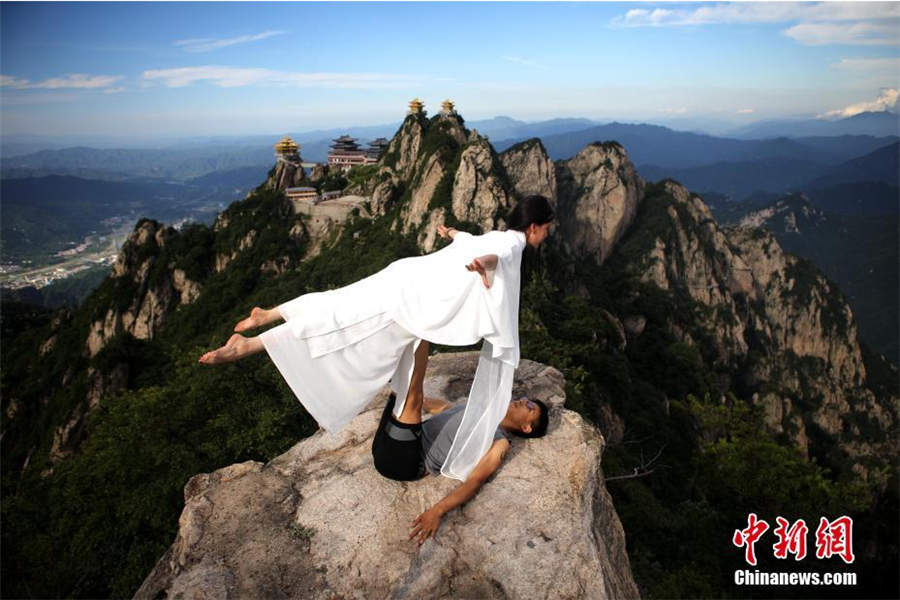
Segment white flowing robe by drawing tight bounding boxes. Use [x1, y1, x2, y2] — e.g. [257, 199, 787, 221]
[259, 228, 526, 481]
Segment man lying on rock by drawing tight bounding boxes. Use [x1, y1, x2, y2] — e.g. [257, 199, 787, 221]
[371, 338, 549, 546]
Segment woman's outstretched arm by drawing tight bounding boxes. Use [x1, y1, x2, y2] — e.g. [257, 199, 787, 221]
[465, 254, 498, 288]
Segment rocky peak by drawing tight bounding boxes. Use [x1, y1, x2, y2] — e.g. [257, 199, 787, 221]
[265, 157, 307, 192]
[556, 142, 644, 265]
[499, 137, 557, 205]
[616, 180, 898, 473]
[136, 352, 639, 600]
[362, 110, 514, 253]
[381, 113, 428, 182]
[738, 193, 826, 233]
[85, 220, 201, 358]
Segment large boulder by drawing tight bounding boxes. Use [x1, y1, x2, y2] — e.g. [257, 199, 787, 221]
[136, 352, 640, 600]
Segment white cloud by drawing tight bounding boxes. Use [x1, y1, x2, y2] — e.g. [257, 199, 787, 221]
[612, 3, 899, 27]
[611, 3, 900, 47]
[173, 30, 287, 53]
[736, 108, 755, 114]
[0, 73, 123, 90]
[141, 66, 418, 89]
[820, 88, 899, 118]
[501, 55, 547, 69]
[103, 87, 126, 94]
[832, 57, 900, 71]
[660, 107, 688, 114]
[785, 22, 900, 46]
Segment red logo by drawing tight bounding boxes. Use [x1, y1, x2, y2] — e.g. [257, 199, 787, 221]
[733, 513, 770, 566]
[815, 516, 855, 564]
[773, 516, 809, 560]
[734, 514, 854, 564]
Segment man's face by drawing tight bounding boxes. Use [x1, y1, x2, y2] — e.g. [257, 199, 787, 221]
[509, 397, 541, 434]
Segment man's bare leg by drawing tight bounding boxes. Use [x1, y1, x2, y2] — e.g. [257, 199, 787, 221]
[198, 334, 265, 364]
[234, 306, 283, 333]
[395, 340, 429, 425]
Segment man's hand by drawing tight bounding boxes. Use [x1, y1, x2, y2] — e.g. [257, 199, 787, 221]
[410, 507, 443, 546]
[408, 439, 509, 547]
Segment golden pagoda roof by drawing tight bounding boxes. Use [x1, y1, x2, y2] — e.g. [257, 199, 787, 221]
[274, 136, 299, 153]
[441, 99, 455, 112]
[408, 98, 425, 113]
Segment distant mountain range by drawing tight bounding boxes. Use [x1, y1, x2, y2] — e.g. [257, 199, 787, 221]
[4, 111, 897, 185]
[726, 110, 900, 139]
[638, 141, 898, 200]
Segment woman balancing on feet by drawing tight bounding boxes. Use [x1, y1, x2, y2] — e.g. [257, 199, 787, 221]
[199, 195, 553, 538]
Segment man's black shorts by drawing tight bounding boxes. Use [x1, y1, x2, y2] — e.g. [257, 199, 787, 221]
[371, 393, 426, 481]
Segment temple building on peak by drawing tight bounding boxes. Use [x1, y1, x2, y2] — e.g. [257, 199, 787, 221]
[274, 136, 301, 163]
[408, 98, 425, 115]
[440, 99, 456, 115]
[327, 135, 386, 170]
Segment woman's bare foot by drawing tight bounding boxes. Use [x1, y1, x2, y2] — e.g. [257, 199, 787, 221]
[234, 307, 271, 333]
[198, 334, 262, 364]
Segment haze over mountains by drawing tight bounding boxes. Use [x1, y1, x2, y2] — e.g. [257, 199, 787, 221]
[4, 111, 897, 197]
[2, 109, 897, 360]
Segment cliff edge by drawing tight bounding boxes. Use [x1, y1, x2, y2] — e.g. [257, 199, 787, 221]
[135, 352, 639, 600]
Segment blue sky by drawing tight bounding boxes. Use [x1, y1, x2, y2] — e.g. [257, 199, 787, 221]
[1, 1, 898, 138]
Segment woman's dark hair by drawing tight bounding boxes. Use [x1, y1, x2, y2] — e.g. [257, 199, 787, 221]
[507, 195, 554, 232]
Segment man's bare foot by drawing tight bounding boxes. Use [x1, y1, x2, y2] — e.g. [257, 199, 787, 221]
[199, 334, 252, 364]
[234, 307, 267, 333]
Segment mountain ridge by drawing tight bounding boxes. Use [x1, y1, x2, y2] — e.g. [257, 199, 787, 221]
[2, 105, 897, 599]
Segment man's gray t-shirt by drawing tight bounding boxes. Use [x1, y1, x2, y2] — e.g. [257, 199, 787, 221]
[421, 404, 510, 476]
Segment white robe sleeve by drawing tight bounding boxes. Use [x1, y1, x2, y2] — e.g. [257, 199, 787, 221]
[439, 229, 525, 481]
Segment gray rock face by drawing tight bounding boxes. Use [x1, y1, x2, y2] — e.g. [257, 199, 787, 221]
[451, 138, 513, 234]
[499, 138, 557, 204]
[266, 158, 307, 192]
[556, 143, 644, 265]
[385, 114, 426, 182]
[136, 352, 640, 600]
[630, 181, 899, 478]
[308, 163, 328, 184]
[86, 221, 201, 358]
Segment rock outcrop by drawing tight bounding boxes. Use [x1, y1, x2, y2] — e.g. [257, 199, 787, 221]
[85, 220, 201, 358]
[622, 180, 899, 475]
[556, 142, 644, 265]
[136, 352, 640, 600]
[359, 112, 515, 253]
[499, 138, 557, 204]
[266, 157, 307, 192]
[737, 193, 826, 233]
[451, 136, 513, 233]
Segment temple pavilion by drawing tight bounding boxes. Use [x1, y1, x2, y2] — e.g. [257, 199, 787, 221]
[408, 98, 425, 115]
[328, 135, 385, 170]
[274, 136, 301, 163]
[366, 138, 390, 160]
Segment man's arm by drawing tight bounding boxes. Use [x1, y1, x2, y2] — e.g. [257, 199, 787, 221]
[409, 437, 510, 546]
